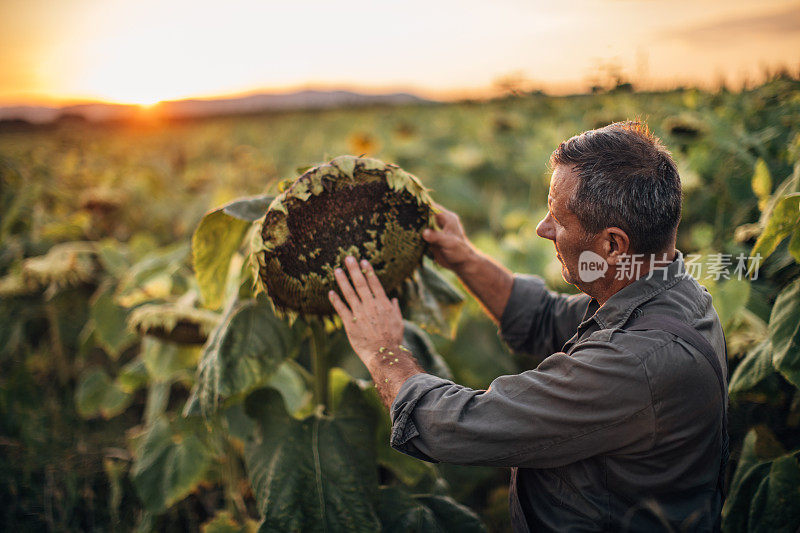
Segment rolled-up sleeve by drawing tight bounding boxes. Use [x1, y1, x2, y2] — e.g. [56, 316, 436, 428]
[390, 340, 655, 469]
[500, 274, 592, 358]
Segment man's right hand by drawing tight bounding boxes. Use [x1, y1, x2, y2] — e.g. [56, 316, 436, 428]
[422, 204, 477, 274]
[421, 203, 514, 325]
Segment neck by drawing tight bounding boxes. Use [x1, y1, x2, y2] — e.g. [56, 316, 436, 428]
[591, 248, 677, 306]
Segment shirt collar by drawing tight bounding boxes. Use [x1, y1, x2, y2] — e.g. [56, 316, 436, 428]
[579, 250, 687, 331]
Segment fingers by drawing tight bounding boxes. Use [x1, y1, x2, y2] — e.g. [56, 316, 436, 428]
[434, 209, 451, 228]
[422, 228, 439, 242]
[343, 256, 374, 302]
[334, 265, 360, 310]
[328, 290, 353, 322]
[332, 257, 396, 328]
[361, 259, 388, 300]
[425, 209, 459, 238]
[435, 205, 458, 225]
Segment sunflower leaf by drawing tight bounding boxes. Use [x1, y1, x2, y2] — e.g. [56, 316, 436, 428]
[401, 260, 465, 339]
[187, 296, 292, 417]
[244, 386, 380, 532]
[193, 210, 251, 310]
[376, 486, 485, 532]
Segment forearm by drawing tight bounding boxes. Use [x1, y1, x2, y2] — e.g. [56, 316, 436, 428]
[365, 344, 425, 409]
[452, 248, 514, 324]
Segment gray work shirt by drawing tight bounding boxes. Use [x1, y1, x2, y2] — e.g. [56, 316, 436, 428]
[390, 251, 727, 532]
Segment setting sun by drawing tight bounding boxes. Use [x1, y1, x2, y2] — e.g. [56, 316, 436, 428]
[0, 0, 798, 106]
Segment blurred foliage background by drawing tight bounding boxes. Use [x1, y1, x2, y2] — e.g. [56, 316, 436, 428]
[1, 74, 800, 532]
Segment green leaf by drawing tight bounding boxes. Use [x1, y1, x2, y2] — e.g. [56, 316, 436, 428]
[244, 387, 380, 533]
[95, 239, 132, 277]
[748, 455, 800, 533]
[76, 368, 111, 418]
[222, 195, 274, 222]
[380, 449, 435, 488]
[769, 279, 800, 388]
[115, 243, 190, 307]
[334, 375, 436, 487]
[723, 460, 772, 533]
[789, 228, 800, 264]
[91, 282, 137, 359]
[376, 486, 485, 533]
[729, 339, 774, 397]
[212, 362, 309, 437]
[723, 427, 788, 533]
[751, 426, 787, 461]
[130, 416, 215, 513]
[75, 368, 133, 419]
[401, 260, 465, 339]
[193, 209, 251, 310]
[730, 430, 761, 493]
[752, 158, 772, 211]
[101, 383, 134, 418]
[141, 337, 201, 382]
[758, 166, 800, 225]
[189, 296, 292, 417]
[325, 355, 441, 490]
[403, 321, 453, 380]
[265, 361, 310, 414]
[742, 426, 786, 476]
[222, 403, 257, 443]
[752, 193, 800, 261]
[117, 358, 149, 393]
[144, 381, 171, 425]
[704, 277, 750, 330]
[192, 195, 273, 311]
[790, 390, 800, 427]
[328, 366, 356, 412]
[333, 381, 382, 485]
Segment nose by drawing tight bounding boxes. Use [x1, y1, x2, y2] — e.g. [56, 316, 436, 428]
[536, 212, 556, 241]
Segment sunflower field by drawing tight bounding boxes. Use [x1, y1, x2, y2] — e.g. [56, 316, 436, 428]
[1, 75, 800, 532]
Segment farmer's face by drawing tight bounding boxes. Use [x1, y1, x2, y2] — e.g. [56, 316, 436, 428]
[536, 164, 594, 289]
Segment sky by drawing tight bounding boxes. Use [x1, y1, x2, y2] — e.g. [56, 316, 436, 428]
[0, 0, 799, 106]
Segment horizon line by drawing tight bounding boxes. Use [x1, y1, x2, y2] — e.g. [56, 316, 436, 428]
[0, 67, 800, 109]
[2, 66, 798, 109]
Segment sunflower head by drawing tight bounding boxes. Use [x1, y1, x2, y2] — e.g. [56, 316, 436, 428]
[251, 155, 435, 316]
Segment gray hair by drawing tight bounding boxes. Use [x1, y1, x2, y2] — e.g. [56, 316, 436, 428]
[550, 121, 682, 255]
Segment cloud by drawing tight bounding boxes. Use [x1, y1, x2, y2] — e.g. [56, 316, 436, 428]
[665, 4, 800, 43]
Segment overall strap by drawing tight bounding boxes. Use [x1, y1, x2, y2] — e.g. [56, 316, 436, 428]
[625, 314, 729, 499]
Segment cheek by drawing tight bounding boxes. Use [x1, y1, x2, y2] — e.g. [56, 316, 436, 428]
[555, 230, 583, 257]
[553, 228, 570, 249]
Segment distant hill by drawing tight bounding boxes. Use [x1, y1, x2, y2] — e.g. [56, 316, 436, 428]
[0, 90, 432, 124]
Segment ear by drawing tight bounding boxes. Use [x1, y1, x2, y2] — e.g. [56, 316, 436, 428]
[602, 227, 631, 266]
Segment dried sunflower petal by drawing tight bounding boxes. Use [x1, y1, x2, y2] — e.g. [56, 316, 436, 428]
[128, 303, 221, 345]
[251, 155, 435, 315]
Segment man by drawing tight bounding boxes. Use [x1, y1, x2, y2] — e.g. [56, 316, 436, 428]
[328, 122, 728, 531]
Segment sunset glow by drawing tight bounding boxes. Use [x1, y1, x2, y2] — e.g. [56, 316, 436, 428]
[1, 0, 799, 106]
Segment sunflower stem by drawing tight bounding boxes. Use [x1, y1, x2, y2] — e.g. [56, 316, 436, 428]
[309, 320, 329, 413]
